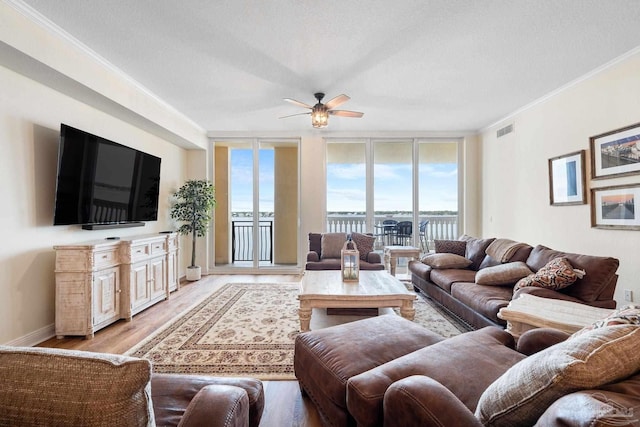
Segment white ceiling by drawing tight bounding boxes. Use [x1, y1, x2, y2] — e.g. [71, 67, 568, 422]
[17, 0, 640, 133]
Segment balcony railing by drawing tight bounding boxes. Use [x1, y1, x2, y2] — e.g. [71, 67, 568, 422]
[229, 215, 458, 265]
[231, 220, 273, 262]
[327, 215, 458, 250]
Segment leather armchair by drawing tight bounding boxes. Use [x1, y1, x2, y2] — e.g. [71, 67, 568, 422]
[151, 373, 264, 427]
[382, 328, 640, 427]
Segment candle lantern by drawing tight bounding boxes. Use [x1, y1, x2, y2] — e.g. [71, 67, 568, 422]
[341, 239, 360, 282]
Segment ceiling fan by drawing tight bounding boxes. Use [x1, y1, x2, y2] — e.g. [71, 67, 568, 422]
[280, 92, 364, 128]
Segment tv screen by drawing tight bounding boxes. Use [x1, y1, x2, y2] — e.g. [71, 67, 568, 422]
[54, 124, 161, 227]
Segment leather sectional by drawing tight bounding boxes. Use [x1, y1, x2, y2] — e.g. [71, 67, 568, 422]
[408, 236, 620, 330]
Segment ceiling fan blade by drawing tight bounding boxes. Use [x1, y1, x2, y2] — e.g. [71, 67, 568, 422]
[324, 94, 350, 110]
[279, 112, 311, 119]
[329, 110, 364, 118]
[283, 98, 313, 109]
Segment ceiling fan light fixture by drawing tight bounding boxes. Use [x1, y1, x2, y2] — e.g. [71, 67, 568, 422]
[311, 104, 329, 128]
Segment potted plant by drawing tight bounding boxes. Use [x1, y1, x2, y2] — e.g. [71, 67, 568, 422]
[170, 180, 216, 281]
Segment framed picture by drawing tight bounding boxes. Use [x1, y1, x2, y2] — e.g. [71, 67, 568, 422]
[591, 184, 640, 230]
[548, 150, 586, 206]
[590, 122, 640, 179]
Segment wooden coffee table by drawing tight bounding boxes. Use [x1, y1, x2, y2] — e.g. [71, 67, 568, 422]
[298, 270, 416, 331]
[498, 293, 614, 339]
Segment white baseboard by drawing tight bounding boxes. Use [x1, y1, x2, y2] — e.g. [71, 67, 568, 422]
[5, 324, 55, 347]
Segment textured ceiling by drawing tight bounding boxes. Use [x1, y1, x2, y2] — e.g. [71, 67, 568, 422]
[18, 0, 640, 133]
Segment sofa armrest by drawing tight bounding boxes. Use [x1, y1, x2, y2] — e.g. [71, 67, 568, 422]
[179, 385, 249, 427]
[366, 251, 382, 264]
[151, 374, 264, 427]
[306, 251, 320, 262]
[513, 282, 617, 309]
[384, 376, 482, 427]
[516, 328, 570, 356]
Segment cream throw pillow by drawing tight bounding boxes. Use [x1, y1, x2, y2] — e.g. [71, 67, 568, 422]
[475, 262, 533, 286]
[321, 232, 347, 259]
[475, 325, 640, 426]
[0, 345, 155, 427]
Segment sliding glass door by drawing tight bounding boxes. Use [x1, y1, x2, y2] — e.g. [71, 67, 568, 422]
[214, 139, 299, 270]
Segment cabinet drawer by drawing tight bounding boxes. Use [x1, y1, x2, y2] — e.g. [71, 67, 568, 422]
[151, 241, 166, 254]
[130, 244, 150, 261]
[93, 249, 118, 268]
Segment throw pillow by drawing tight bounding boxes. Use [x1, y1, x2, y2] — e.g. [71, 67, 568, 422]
[434, 239, 467, 257]
[514, 257, 578, 292]
[0, 346, 154, 427]
[421, 253, 472, 269]
[475, 325, 640, 427]
[459, 235, 495, 270]
[571, 305, 640, 338]
[321, 233, 347, 259]
[350, 232, 375, 261]
[475, 262, 533, 286]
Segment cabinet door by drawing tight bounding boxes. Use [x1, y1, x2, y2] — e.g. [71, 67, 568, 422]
[167, 250, 178, 292]
[92, 266, 120, 326]
[130, 262, 150, 311]
[149, 256, 166, 300]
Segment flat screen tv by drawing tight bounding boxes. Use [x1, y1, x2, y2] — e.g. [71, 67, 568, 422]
[54, 124, 161, 229]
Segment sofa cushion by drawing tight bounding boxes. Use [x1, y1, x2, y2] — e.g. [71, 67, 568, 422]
[351, 232, 375, 261]
[514, 257, 578, 292]
[434, 239, 467, 256]
[475, 262, 533, 286]
[346, 327, 526, 426]
[421, 253, 472, 269]
[475, 325, 640, 427]
[430, 269, 477, 293]
[460, 235, 495, 270]
[321, 233, 347, 259]
[451, 283, 512, 325]
[525, 245, 619, 303]
[0, 346, 154, 427]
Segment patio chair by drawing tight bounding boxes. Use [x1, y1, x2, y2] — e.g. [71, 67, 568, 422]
[375, 219, 398, 247]
[419, 219, 429, 252]
[393, 221, 412, 245]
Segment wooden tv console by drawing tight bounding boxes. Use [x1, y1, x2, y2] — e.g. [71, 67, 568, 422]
[54, 232, 179, 339]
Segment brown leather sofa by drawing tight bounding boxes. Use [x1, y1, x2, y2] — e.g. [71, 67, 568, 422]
[408, 237, 620, 330]
[295, 315, 640, 427]
[305, 232, 384, 270]
[0, 345, 264, 427]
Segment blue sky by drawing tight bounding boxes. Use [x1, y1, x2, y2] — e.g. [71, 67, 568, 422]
[231, 149, 457, 213]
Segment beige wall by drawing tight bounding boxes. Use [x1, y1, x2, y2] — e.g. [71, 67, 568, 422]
[0, 65, 191, 345]
[0, 3, 208, 345]
[480, 50, 640, 306]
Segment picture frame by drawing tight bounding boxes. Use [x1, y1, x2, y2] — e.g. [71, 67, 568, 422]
[590, 122, 640, 179]
[590, 183, 640, 230]
[548, 150, 586, 206]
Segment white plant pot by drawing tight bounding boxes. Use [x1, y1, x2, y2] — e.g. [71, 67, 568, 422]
[186, 265, 201, 281]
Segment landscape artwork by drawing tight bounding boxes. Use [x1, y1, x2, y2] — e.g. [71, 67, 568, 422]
[590, 122, 640, 179]
[591, 184, 640, 230]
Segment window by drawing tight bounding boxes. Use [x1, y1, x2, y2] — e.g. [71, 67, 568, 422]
[326, 138, 459, 250]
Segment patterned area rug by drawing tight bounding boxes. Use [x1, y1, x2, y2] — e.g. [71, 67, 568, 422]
[125, 282, 470, 380]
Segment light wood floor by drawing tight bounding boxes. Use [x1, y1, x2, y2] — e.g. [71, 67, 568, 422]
[38, 274, 323, 427]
